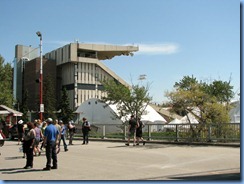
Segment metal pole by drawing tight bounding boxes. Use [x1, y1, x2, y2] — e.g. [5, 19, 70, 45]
[36, 31, 43, 121]
[40, 35, 43, 121]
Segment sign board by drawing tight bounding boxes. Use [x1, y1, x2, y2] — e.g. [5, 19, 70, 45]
[40, 104, 44, 112]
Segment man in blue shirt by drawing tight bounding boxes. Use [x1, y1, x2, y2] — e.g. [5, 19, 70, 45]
[43, 118, 60, 171]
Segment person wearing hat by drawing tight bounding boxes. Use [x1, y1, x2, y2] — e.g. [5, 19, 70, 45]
[68, 120, 76, 145]
[17, 120, 24, 145]
[42, 118, 60, 171]
[81, 117, 91, 145]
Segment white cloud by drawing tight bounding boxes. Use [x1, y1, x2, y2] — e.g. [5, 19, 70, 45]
[136, 43, 180, 55]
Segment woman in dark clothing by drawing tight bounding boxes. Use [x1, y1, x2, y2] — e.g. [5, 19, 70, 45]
[82, 117, 91, 145]
[23, 122, 35, 169]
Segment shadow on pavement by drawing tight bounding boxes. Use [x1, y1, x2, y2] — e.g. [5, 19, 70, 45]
[169, 172, 241, 181]
[1, 168, 44, 174]
[5, 156, 25, 160]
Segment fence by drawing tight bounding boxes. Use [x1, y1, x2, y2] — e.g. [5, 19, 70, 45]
[73, 123, 240, 143]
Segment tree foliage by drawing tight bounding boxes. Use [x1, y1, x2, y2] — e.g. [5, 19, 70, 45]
[166, 75, 233, 140]
[0, 55, 13, 107]
[101, 80, 152, 122]
[201, 80, 234, 104]
[19, 89, 29, 122]
[57, 87, 74, 124]
[43, 75, 57, 120]
[174, 75, 198, 91]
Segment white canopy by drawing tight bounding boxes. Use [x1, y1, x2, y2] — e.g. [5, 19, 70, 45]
[168, 118, 182, 125]
[140, 104, 167, 124]
[180, 113, 199, 124]
[74, 98, 123, 124]
[229, 100, 240, 123]
[0, 105, 22, 116]
[0, 110, 10, 115]
[75, 98, 166, 124]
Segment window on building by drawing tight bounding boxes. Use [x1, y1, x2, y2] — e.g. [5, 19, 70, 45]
[77, 49, 97, 58]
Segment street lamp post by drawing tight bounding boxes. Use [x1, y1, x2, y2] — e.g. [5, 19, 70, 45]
[36, 31, 44, 121]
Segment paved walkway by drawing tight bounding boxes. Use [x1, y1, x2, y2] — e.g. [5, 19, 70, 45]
[0, 140, 240, 181]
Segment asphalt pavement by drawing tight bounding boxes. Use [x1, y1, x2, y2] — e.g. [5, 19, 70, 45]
[0, 140, 241, 181]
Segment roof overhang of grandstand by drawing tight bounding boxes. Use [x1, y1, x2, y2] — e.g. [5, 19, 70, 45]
[77, 43, 139, 60]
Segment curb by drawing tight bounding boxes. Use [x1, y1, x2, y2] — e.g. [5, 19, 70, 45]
[73, 137, 240, 148]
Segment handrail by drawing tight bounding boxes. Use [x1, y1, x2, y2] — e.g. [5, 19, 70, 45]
[72, 123, 240, 143]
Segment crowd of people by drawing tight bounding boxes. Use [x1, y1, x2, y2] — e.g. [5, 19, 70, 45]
[4, 114, 145, 170]
[14, 117, 91, 171]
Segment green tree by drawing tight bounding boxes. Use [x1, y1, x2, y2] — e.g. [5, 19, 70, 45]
[0, 55, 13, 107]
[43, 75, 57, 120]
[19, 89, 29, 122]
[201, 80, 234, 104]
[174, 75, 198, 91]
[166, 76, 233, 140]
[57, 87, 74, 124]
[101, 80, 152, 122]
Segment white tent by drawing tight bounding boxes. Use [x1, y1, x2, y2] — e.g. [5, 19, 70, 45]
[74, 98, 124, 133]
[74, 98, 167, 132]
[140, 104, 167, 132]
[180, 113, 199, 124]
[168, 118, 182, 125]
[164, 118, 182, 130]
[140, 104, 167, 124]
[229, 100, 240, 123]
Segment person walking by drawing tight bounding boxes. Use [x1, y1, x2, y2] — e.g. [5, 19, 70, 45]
[68, 120, 75, 145]
[136, 118, 146, 146]
[17, 120, 24, 145]
[42, 118, 60, 171]
[33, 122, 42, 156]
[81, 117, 91, 145]
[40, 121, 47, 150]
[125, 115, 137, 146]
[23, 122, 35, 169]
[54, 119, 62, 154]
[58, 120, 68, 152]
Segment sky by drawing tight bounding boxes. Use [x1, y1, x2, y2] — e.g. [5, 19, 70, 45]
[0, 0, 240, 105]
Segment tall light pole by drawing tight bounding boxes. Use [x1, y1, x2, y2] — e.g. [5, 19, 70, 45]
[36, 31, 44, 121]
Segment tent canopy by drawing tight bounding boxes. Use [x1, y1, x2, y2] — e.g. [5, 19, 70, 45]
[107, 101, 166, 123]
[140, 104, 167, 124]
[0, 105, 23, 116]
[0, 110, 10, 115]
[74, 98, 166, 124]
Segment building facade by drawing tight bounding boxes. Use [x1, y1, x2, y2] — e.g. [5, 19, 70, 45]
[44, 43, 138, 110]
[14, 43, 138, 112]
[13, 45, 38, 104]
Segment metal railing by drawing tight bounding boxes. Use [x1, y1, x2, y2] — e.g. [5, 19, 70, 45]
[72, 123, 240, 143]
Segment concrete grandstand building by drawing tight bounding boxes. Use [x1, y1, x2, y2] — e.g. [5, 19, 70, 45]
[14, 42, 138, 113]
